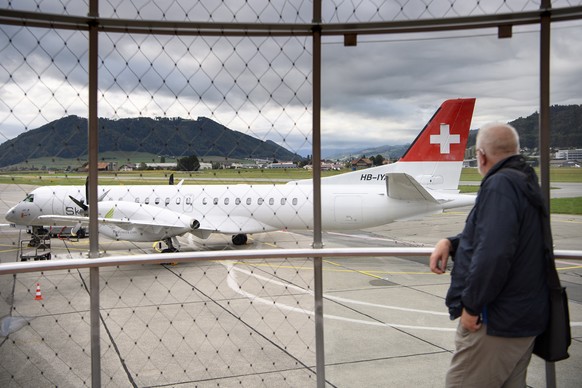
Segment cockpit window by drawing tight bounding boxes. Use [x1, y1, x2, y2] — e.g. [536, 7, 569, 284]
[24, 194, 34, 203]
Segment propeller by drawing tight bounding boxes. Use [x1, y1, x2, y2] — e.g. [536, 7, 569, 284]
[169, 173, 174, 185]
[69, 195, 88, 213]
[69, 177, 110, 214]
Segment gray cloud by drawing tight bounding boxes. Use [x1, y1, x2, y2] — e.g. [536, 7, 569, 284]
[0, 12, 580, 157]
[317, 23, 582, 153]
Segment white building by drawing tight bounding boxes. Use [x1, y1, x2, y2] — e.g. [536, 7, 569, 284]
[266, 162, 297, 169]
[555, 149, 582, 160]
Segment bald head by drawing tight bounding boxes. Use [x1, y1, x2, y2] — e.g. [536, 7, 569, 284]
[475, 122, 520, 176]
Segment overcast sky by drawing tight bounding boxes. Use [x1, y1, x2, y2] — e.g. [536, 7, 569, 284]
[318, 21, 582, 154]
[0, 5, 580, 157]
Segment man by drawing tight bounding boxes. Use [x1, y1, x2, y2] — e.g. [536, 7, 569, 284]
[430, 122, 549, 387]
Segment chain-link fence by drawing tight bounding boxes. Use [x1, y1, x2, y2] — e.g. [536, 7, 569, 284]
[1, 0, 582, 387]
[1, 256, 320, 386]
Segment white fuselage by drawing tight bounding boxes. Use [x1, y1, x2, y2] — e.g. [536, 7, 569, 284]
[5, 161, 476, 243]
[8, 182, 440, 233]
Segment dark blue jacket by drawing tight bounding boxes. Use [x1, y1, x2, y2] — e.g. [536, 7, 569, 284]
[446, 155, 549, 337]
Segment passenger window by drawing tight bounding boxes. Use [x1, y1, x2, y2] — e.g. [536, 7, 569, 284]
[135, 198, 140, 203]
[281, 198, 286, 205]
[165, 198, 170, 205]
[292, 198, 298, 206]
[186, 197, 192, 205]
[246, 198, 252, 205]
[224, 198, 229, 205]
[235, 198, 241, 205]
[155, 198, 160, 204]
[176, 198, 181, 205]
[145, 198, 150, 204]
[258, 198, 264, 205]
[203, 198, 208, 205]
[269, 198, 274, 205]
[213, 198, 218, 205]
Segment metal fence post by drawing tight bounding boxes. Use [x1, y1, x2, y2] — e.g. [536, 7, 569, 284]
[88, 0, 101, 386]
[312, 1, 325, 387]
[540, 1, 555, 388]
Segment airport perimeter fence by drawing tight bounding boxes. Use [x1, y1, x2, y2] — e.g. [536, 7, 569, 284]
[0, 248, 581, 387]
[1, 0, 582, 387]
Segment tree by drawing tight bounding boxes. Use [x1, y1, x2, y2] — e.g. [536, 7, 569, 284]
[177, 155, 200, 171]
[298, 154, 311, 168]
[374, 154, 385, 166]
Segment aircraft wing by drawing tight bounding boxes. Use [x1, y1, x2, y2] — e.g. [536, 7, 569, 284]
[385, 173, 439, 203]
[37, 214, 193, 231]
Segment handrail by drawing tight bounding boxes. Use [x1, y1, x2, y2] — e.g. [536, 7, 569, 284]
[1, 7, 581, 37]
[0, 247, 579, 275]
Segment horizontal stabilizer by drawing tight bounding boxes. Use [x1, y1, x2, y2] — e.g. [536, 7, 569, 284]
[386, 173, 439, 203]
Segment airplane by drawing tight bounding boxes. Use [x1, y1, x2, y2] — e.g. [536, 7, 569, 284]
[5, 98, 476, 252]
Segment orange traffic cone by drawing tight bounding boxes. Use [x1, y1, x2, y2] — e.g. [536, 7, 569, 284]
[34, 283, 43, 300]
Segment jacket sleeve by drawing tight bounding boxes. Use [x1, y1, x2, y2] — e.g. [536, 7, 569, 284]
[461, 175, 521, 315]
[447, 234, 461, 260]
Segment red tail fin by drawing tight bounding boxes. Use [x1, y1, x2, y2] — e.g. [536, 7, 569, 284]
[400, 98, 475, 162]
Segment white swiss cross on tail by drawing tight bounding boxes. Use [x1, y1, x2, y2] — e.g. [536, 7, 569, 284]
[430, 124, 460, 154]
[400, 98, 475, 162]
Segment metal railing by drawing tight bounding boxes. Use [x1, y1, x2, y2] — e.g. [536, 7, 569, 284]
[1, 247, 581, 275]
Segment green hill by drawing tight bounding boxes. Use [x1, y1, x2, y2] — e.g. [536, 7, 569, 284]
[0, 116, 303, 168]
[467, 104, 582, 149]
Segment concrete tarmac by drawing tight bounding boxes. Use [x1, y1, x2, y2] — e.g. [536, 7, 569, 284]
[0, 184, 581, 387]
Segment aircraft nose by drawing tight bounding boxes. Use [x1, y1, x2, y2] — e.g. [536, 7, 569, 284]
[5, 205, 18, 223]
[5, 204, 30, 224]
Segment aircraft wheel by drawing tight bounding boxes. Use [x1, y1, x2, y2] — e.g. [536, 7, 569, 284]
[232, 234, 248, 246]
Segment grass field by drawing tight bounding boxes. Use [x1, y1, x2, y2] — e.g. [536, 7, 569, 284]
[460, 166, 582, 183]
[2, 166, 581, 184]
[460, 168, 582, 214]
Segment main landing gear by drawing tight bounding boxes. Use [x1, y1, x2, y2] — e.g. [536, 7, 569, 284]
[231, 234, 248, 246]
[154, 237, 179, 253]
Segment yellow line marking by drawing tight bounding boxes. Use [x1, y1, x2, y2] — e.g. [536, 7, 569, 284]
[558, 265, 582, 270]
[0, 248, 21, 254]
[325, 259, 387, 280]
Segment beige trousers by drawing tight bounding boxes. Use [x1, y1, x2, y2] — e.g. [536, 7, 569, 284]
[446, 323, 535, 388]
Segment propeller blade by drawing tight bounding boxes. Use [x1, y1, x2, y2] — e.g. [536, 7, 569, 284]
[97, 189, 110, 202]
[169, 174, 174, 185]
[85, 176, 89, 204]
[69, 195, 88, 212]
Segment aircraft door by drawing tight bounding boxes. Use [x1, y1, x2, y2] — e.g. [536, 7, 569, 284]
[334, 195, 363, 227]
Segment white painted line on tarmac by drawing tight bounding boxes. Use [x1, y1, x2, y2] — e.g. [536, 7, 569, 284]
[224, 261, 455, 332]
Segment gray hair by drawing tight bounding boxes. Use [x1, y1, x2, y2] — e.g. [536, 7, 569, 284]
[476, 122, 520, 158]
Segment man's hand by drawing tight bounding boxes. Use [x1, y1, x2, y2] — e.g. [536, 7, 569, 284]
[430, 239, 452, 274]
[461, 308, 482, 332]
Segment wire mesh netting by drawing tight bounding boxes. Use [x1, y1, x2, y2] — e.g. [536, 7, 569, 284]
[1, 0, 582, 387]
[0, 258, 318, 386]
